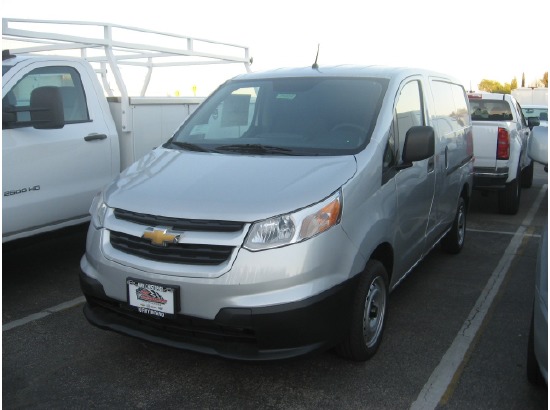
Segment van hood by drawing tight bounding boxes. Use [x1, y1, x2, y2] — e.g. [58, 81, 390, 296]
[105, 148, 357, 222]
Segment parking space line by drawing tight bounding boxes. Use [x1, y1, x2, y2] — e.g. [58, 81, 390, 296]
[410, 184, 547, 410]
[467, 228, 540, 238]
[2, 296, 86, 332]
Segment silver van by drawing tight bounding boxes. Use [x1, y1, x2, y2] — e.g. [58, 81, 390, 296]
[80, 65, 474, 361]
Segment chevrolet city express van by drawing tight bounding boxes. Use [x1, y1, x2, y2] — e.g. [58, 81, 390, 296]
[80, 65, 474, 361]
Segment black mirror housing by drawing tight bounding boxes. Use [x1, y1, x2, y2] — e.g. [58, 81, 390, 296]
[527, 116, 540, 130]
[30, 86, 65, 129]
[402, 126, 435, 163]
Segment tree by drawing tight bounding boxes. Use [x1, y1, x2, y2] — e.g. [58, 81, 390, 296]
[522, 72, 525, 87]
[542, 72, 548, 87]
[511, 77, 518, 90]
[478, 79, 513, 94]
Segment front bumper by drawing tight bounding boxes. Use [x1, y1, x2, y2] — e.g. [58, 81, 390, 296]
[80, 272, 358, 360]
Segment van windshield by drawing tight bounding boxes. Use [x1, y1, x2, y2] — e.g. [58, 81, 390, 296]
[168, 77, 388, 156]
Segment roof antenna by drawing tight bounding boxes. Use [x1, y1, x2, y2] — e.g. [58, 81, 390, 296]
[312, 44, 320, 70]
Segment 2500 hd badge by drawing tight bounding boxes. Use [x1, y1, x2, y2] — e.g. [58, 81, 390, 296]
[4, 185, 40, 197]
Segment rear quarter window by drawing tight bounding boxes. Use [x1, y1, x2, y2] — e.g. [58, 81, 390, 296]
[430, 80, 470, 134]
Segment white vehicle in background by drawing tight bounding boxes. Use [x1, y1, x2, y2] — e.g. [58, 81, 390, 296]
[2, 18, 251, 242]
[512, 87, 548, 106]
[521, 105, 548, 127]
[467, 92, 535, 214]
[526, 125, 548, 385]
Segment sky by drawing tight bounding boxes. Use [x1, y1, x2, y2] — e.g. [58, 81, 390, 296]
[2, 0, 549, 97]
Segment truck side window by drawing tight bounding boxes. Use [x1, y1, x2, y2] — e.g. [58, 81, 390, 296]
[395, 81, 424, 163]
[2, 66, 89, 129]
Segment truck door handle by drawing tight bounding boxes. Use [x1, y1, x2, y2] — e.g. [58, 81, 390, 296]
[84, 133, 107, 142]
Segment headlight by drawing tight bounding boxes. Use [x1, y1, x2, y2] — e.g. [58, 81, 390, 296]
[244, 189, 342, 251]
[89, 191, 109, 229]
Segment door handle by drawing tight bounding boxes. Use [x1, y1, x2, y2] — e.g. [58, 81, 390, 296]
[427, 157, 435, 173]
[84, 133, 107, 142]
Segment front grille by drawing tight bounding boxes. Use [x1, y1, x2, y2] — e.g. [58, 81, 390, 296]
[109, 208, 245, 265]
[114, 208, 244, 232]
[110, 231, 233, 265]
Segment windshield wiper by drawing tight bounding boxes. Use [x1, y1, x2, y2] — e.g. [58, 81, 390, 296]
[216, 144, 296, 155]
[169, 141, 216, 153]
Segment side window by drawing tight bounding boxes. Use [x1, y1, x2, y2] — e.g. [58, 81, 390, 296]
[431, 81, 457, 134]
[431, 80, 470, 135]
[451, 84, 470, 128]
[383, 123, 396, 168]
[395, 80, 424, 162]
[2, 65, 89, 129]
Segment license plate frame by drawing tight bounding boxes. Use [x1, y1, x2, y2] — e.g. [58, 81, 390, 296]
[127, 278, 179, 319]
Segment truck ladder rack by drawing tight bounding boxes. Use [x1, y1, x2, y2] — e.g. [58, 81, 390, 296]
[2, 18, 252, 131]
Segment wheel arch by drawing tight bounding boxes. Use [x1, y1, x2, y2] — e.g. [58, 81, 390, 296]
[369, 242, 394, 284]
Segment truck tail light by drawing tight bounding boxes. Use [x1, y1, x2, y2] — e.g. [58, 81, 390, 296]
[496, 127, 510, 160]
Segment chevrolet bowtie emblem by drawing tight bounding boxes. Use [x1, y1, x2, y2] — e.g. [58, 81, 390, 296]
[142, 227, 180, 247]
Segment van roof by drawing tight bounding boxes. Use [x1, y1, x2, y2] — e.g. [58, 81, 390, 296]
[232, 65, 459, 82]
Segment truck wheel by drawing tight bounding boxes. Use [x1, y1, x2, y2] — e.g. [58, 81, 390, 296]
[336, 260, 388, 361]
[442, 196, 466, 254]
[498, 172, 521, 215]
[521, 161, 534, 189]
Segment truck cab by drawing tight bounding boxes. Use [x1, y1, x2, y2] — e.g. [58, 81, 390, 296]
[2, 54, 120, 241]
[2, 17, 251, 242]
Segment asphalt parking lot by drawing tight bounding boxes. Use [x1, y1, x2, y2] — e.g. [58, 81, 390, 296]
[2, 164, 548, 409]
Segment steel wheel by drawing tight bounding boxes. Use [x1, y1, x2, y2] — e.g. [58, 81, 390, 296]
[442, 196, 467, 254]
[363, 276, 387, 348]
[456, 201, 466, 248]
[336, 260, 389, 361]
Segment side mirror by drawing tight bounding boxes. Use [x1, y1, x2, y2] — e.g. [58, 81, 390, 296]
[527, 116, 540, 130]
[527, 126, 548, 171]
[402, 126, 435, 164]
[29, 86, 65, 129]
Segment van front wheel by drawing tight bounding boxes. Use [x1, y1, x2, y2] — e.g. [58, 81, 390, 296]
[442, 196, 466, 254]
[336, 260, 388, 361]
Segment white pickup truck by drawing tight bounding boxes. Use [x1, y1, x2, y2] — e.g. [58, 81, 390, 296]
[467, 92, 536, 214]
[2, 18, 251, 242]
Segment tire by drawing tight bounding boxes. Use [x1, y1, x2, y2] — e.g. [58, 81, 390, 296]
[336, 260, 388, 361]
[442, 196, 466, 254]
[521, 161, 534, 189]
[527, 310, 545, 385]
[498, 167, 521, 215]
